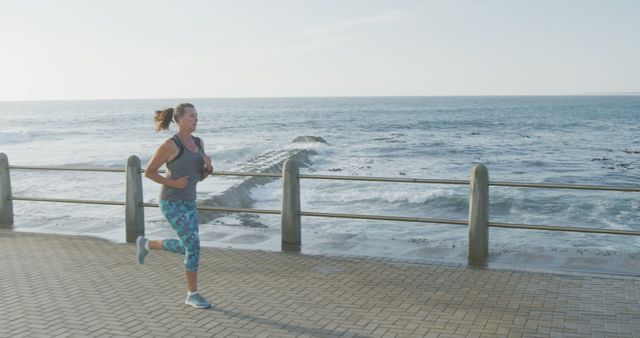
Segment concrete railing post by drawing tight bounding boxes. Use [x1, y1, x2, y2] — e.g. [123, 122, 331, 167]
[0, 153, 14, 228]
[468, 163, 489, 266]
[282, 159, 301, 252]
[125, 155, 144, 243]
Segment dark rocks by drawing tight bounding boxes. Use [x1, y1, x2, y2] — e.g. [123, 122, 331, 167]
[292, 136, 328, 144]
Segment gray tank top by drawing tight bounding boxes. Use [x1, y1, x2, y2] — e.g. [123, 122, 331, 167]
[160, 135, 204, 201]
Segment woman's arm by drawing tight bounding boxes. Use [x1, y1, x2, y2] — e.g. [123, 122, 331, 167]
[145, 140, 188, 189]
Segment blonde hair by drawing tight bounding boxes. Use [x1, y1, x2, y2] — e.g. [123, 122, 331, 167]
[153, 103, 195, 131]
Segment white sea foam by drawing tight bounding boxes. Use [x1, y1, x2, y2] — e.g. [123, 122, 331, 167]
[250, 181, 282, 202]
[297, 185, 455, 205]
[0, 131, 33, 144]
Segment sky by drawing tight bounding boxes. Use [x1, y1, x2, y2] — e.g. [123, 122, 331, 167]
[1, 0, 639, 101]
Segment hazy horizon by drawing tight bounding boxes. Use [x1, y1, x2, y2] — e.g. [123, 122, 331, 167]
[1, 0, 639, 101]
[2, 92, 640, 104]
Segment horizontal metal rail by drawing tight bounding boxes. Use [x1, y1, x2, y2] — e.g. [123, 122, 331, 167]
[141, 170, 279, 177]
[11, 195, 637, 236]
[288, 174, 640, 192]
[299, 174, 469, 185]
[300, 210, 468, 225]
[9, 165, 125, 173]
[489, 221, 640, 236]
[489, 181, 640, 192]
[9, 165, 283, 178]
[141, 203, 281, 215]
[204, 171, 281, 178]
[10, 165, 640, 192]
[10, 196, 125, 206]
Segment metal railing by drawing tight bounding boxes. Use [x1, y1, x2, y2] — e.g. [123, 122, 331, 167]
[1, 152, 639, 265]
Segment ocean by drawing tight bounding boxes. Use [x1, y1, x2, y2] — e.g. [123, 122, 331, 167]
[2, 96, 639, 273]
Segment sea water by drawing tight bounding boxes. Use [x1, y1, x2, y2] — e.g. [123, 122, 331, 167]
[2, 96, 639, 273]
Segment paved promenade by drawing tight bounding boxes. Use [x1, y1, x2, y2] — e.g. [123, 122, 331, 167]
[1, 230, 639, 338]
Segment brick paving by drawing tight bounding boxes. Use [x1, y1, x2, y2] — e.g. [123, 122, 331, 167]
[1, 230, 639, 338]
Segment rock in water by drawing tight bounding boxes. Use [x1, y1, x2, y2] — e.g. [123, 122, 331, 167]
[198, 136, 327, 224]
[292, 136, 328, 144]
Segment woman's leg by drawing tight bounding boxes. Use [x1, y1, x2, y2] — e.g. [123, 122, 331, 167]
[147, 239, 197, 292]
[186, 271, 197, 292]
[178, 203, 200, 292]
[160, 200, 201, 291]
[148, 240, 164, 250]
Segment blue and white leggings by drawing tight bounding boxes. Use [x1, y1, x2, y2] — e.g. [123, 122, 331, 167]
[159, 200, 200, 272]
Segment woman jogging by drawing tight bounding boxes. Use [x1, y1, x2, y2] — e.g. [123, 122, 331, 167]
[135, 102, 213, 309]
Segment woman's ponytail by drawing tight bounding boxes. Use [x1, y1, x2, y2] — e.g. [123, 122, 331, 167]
[154, 108, 174, 131]
[154, 103, 195, 131]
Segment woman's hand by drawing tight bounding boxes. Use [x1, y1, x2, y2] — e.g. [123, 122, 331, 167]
[202, 154, 212, 173]
[200, 155, 213, 181]
[172, 176, 189, 189]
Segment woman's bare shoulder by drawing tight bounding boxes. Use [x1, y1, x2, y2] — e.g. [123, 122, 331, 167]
[160, 137, 179, 150]
[151, 138, 180, 163]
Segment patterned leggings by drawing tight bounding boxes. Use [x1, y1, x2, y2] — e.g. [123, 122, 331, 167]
[159, 200, 200, 272]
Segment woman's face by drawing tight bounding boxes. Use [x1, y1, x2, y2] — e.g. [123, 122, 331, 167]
[177, 107, 198, 133]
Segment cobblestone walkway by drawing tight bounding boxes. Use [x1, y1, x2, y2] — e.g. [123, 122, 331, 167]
[1, 230, 639, 337]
